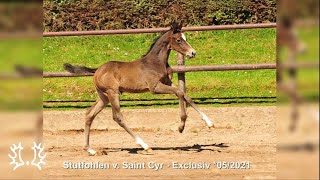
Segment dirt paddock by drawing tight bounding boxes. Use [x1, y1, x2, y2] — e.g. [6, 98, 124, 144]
[42, 106, 277, 179]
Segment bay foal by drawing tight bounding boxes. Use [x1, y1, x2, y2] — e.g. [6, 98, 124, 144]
[64, 22, 214, 155]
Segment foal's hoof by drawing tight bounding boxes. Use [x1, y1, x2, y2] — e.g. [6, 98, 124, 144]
[208, 124, 215, 130]
[87, 149, 97, 156]
[139, 148, 154, 155]
[146, 148, 153, 153]
[178, 125, 185, 133]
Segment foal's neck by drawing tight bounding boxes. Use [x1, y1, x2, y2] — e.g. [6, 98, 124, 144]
[145, 31, 171, 65]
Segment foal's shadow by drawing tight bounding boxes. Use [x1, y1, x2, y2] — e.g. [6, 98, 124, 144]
[277, 142, 319, 152]
[101, 143, 229, 154]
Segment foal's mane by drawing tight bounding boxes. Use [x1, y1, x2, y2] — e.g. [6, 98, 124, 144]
[142, 29, 170, 57]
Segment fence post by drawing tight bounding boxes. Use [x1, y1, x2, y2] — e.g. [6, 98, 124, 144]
[177, 53, 186, 108]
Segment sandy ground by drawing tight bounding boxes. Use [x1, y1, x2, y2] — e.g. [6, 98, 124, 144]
[2, 104, 317, 179]
[42, 106, 276, 179]
[0, 112, 42, 179]
[276, 104, 319, 180]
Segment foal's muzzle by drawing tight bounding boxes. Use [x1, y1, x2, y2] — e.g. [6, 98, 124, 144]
[186, 50, 196, 58]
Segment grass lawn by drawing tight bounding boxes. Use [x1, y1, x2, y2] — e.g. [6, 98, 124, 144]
[0, 38, 42, 71]
[0, 38, 42, 110]
[278, 26, 319, 102]
[1, 27, 317, 110]
[43, 28, 277, 108]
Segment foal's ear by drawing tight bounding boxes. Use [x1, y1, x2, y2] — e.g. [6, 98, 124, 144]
[170, 21, 181, 33]
[178, 22, 183, 30]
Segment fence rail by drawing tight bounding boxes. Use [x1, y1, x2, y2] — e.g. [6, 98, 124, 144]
[42, 63, 276, 78]
[43, 23, 276, 37]
[1, 62, 317, 79]
[40, 62, 319, 78]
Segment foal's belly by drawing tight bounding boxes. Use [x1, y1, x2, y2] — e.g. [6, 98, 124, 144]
[119, 86, 149, 93]
[118, 78, 150, 93]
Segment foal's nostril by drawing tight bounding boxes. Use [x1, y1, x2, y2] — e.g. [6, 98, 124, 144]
[192, 51, 196, 57]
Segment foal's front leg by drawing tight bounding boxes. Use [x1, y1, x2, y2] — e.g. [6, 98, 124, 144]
[183, 95, 214, 128]
[152, 83, 214, 132]
[152, 83, 187, 132]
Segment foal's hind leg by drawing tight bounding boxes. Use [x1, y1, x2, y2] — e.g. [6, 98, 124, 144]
[84, 91, 109, 155]
[106, 90, 151, 152]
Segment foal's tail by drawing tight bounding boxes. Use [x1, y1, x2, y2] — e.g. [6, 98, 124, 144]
[63, 63, 97, 74]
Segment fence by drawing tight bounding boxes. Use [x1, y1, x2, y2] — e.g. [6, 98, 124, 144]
[42, 24, 273, 106]
[43, 23, 276, 37]
[43, 23, 279, 103]
[0, 23, 315, 105]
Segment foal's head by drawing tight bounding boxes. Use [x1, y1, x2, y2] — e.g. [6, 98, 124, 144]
[168, 22, 196, 58]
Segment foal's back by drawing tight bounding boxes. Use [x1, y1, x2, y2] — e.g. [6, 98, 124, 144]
[94, 59, 150, 93]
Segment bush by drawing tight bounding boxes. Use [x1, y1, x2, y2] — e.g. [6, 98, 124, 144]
[43, 0, 276, 32]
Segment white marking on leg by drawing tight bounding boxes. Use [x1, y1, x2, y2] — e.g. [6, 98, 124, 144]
[87, 148, 97, 156]
[135, 137, 149, 150]
[200, 112, 214, 127]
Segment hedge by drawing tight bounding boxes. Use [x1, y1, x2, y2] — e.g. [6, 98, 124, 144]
[44, 0, 276, 32]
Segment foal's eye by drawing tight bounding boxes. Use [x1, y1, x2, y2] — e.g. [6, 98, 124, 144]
[177, 39, 182, 43]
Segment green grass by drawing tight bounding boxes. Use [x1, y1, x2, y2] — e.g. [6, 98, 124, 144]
[0, 38, 42, 71]
[0, 38, 42, 110]
[0, 79, 42, 110]
[1, 27, 317, 110]
[43, 29, 276, 71]
[296, 27, 319, 62]
[278, 26, 319, 102]
[43, 29, 277, 108]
